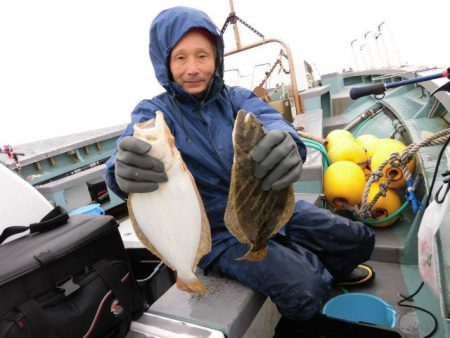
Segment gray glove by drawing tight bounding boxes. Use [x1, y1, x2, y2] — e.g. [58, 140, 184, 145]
[115, 136, 168, 194]
[251, 130, 303, 191]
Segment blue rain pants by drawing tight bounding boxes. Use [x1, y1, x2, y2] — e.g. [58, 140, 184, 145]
[215, 199, 375, 320]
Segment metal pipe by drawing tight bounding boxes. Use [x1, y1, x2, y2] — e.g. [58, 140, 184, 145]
[364, 31, 374, 69]
[225, 38, 304, 114]
[343, 109, 377, 131]
[296, 130, 327, 145]
[224, 68, 240, 86]
[228, 0, 241, 49]
[377, 22, 391, 67]
[251, 63, 270, 89]
[351, 39, 360, 71]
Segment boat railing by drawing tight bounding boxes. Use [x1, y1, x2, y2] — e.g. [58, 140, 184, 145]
[222, 0, 305, 115]
[224, 37, 304, 115]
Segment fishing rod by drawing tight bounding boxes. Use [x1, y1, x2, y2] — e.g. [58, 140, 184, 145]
[350, 68, 450, 100]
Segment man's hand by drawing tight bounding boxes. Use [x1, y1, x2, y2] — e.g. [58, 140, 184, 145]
[251, 130, 303, 191]
[115, 136, 168, 194]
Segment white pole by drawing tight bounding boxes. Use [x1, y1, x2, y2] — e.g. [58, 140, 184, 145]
[374, 30, 387, 67]
[359, 39, 369, 70]
[351, 39, 361, 71]
[378, 22, 391, 67]
[364, 31, 375, 69]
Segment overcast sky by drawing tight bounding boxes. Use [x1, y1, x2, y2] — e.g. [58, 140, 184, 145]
[0, 0, 448, 146]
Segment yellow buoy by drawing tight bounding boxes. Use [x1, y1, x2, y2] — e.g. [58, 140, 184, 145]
[326, 129, 355, 150]
[324, 161, 366, 210]
[355, 134, 380, 155]
[328, 139, 368, 166]
[367, 184, 402, 227]
[366, 138, 383, 158]
[370, 138, 416, 188]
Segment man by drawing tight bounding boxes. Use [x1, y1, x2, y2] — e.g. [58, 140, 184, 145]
[105, 5, 375, 327]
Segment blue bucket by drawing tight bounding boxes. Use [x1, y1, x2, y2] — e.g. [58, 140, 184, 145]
[322, 293, 396, 328]
[69, 203, 105, 216]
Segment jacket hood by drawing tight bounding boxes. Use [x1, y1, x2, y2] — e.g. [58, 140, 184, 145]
[149, 6, 225, 97]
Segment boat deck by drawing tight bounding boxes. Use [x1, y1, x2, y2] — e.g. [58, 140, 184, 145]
[3, 66, 450, 337]
[297, 67, 450, 337]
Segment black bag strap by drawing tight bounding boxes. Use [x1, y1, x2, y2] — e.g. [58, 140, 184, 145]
[17, 299, 58, 338]
[29, 205, 69, 233]
[93, 260, 132, 335]
[93, 260, 132, 337]
[0, 206, 69, 244]
[0, 226, 28, 244]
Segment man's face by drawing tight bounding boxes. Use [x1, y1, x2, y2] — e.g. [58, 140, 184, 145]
[169, 30, 216, 96]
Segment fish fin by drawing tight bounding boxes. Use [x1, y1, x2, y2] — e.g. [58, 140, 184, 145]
[176, 277, 208, 294]
[238, 245, 268, 261]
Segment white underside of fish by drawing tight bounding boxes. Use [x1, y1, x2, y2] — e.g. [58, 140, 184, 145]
[130, 165, 201, 281]
[128, 111, 211, 294]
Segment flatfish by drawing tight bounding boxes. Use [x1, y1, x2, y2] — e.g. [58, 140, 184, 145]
[128, 111, 211, 294]
[225, 110, 295, 260]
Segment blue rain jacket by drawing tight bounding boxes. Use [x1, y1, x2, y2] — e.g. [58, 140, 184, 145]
[105, 6, 307, 268]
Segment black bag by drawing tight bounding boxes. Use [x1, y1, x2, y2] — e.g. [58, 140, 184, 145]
[0, 207, 146, 338]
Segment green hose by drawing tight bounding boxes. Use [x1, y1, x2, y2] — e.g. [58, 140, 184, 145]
[302, 139, 330, 163]
[302, 139, 331, 171]
[356, 201, 409, 225]
[352, 117, 372, 137]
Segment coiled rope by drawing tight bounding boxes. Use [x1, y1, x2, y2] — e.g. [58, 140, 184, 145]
[349, 128, 450, 221]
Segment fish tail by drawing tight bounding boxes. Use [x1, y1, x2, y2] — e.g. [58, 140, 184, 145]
[238, 245, 268, 261]
[176, 277, 208, 294]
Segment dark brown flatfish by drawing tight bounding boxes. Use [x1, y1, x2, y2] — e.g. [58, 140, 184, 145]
[224, 110, 295, 261]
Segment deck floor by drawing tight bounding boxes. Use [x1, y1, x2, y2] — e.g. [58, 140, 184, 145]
[329, 261, 445, 337]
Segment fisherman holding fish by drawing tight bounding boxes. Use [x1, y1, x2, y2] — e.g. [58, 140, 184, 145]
[105, 6, 375, 334]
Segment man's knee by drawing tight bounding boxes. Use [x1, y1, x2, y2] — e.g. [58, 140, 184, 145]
[218, 241, 333, 321]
